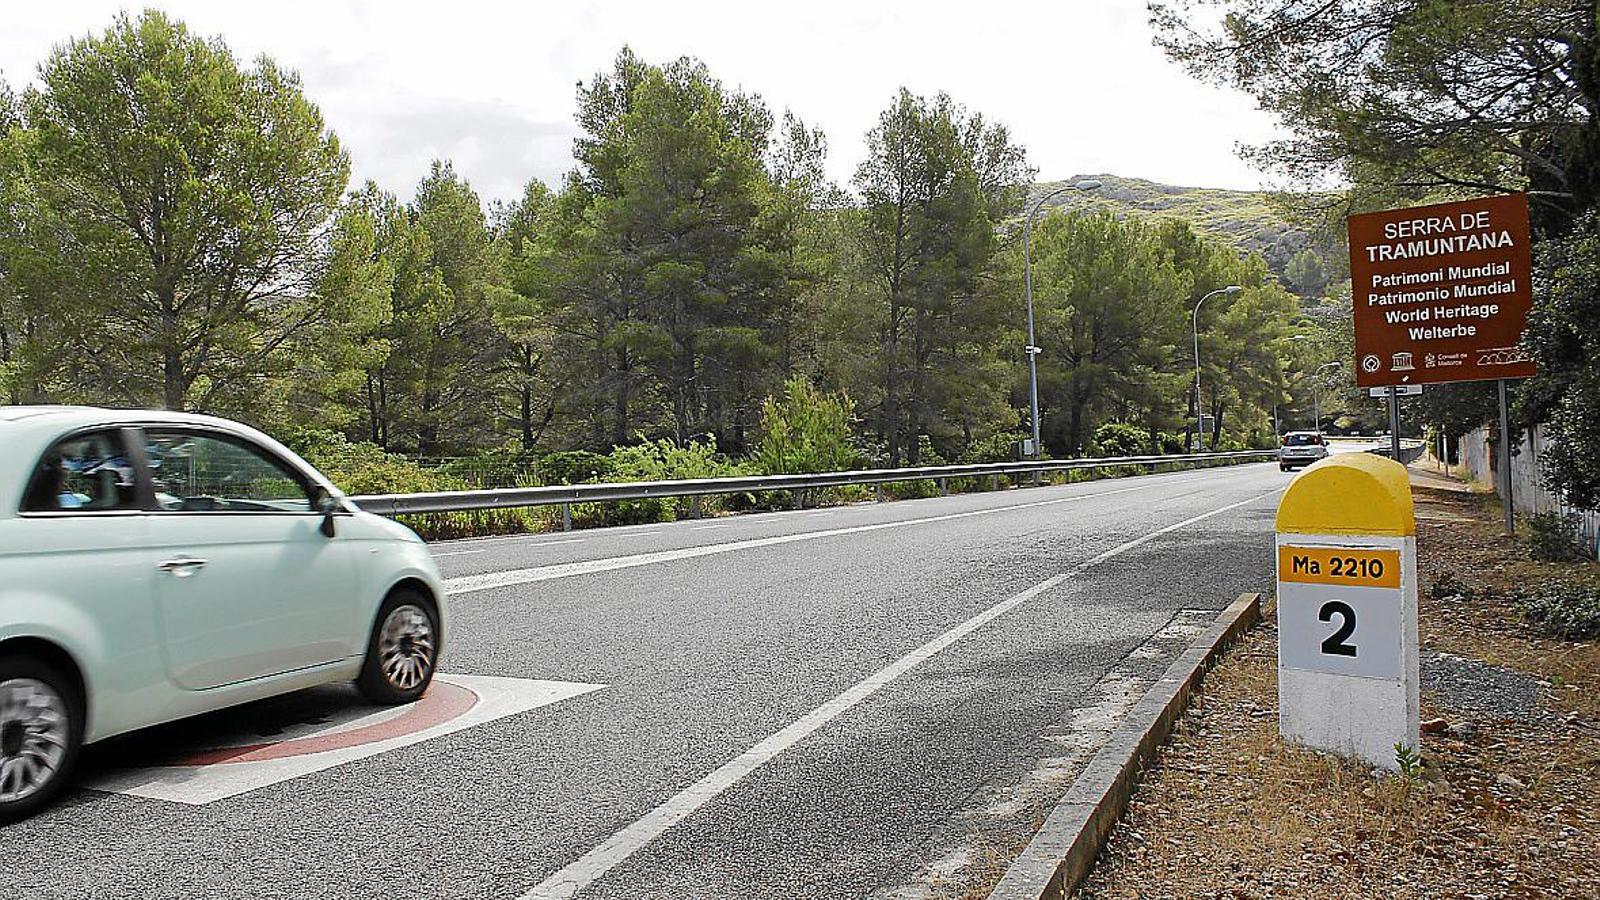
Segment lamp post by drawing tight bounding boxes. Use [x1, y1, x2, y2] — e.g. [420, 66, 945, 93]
[1191, 285, 1242, 451]
[1312, 361, 1342, 436]
[1024, 179, 1102, 457]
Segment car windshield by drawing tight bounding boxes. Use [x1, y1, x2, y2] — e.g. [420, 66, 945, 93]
[1282, 434, 1323, 446]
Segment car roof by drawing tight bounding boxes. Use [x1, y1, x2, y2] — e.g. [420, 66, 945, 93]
[0, 405, 246, 430]
[0, 405, 108, 423]
[0, 405, 339, 516]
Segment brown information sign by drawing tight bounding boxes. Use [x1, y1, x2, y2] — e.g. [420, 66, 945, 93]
[1347, 194, 1535, 386]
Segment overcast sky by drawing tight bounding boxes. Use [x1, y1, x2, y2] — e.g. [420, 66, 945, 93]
[0, 1, 1284, 206]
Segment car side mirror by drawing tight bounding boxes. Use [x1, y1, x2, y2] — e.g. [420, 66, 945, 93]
[316, 489, 341, 538]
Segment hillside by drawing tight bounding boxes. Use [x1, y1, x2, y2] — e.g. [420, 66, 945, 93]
[1029, 174, 1333, 284]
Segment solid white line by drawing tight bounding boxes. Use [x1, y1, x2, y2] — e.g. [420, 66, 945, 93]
[515, 486, 1282, 899]
[446, 483, 1153, 596]
[431, 549, 487, 558]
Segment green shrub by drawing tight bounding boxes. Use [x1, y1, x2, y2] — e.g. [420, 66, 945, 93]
[298, 433, 456, 496]
[1526, 512, 1591, 562]
[434, 443, 541, 488]
[957, 431, 1026, 464]
[753, 376, 859, 475]
[597, 436, 748, 524]
[1428, 570, 1600, 641]
[1517, 582, 1600, 640]
[540, 450, 614, 485]
[292, 433, 551, 540]
[1092, 422, 1147, 458]
[1157, 432, 1187, 454]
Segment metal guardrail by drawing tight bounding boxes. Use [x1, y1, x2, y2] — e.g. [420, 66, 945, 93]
[347, 450, 1276, 517]
[1366, 442, 1426, 464]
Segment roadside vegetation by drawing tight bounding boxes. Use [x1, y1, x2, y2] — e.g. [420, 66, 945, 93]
[289, 378, 1256, 540]
[1, 10, 1337, 483]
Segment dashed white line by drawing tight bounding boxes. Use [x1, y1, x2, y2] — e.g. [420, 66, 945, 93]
[516, 486, 1282, 900]
[430, 549, 486, 558]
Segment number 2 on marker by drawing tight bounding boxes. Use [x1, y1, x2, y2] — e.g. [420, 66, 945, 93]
[1318, 600, 1358, 657]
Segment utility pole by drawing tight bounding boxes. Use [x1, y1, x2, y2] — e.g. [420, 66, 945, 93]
[1023, 179, 1101, 458]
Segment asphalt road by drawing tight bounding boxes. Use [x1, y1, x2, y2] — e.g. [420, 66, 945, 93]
[4, 460, 1298, 899]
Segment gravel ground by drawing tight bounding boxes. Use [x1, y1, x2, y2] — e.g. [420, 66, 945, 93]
[1422, 650, 1546, 722]
[1075, 477, 1600, 899]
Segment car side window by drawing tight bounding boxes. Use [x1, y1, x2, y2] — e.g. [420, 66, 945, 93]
[21, 430, 141, 513]
[143, 430, 314, 513]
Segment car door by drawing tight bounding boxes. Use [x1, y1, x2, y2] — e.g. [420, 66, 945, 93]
[139, 426, 360, 690]
[10, 427, 164, 738]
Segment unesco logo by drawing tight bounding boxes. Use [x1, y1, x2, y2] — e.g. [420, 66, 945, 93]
[1361, 354, 1382, 374]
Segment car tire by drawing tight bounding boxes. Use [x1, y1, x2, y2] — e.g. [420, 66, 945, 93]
[0, 654, 84, 822]
[356, 590, 440, 705]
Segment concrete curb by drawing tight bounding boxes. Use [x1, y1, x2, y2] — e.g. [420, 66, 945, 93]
[988, 591, 1264, 900]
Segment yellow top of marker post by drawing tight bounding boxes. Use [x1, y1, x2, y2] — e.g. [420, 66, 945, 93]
[1276, 453, 1415, 537]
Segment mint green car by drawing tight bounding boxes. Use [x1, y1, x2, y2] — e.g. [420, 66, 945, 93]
[0, 407, 446, 820]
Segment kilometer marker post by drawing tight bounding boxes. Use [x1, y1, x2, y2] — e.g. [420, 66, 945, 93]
[1275, 453, 1419, 770]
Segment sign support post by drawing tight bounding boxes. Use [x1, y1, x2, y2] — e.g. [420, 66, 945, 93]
[1276, 453, 1419, 770]
[1387, 386, 1402, 462]
[1498, 378, 1514, 534]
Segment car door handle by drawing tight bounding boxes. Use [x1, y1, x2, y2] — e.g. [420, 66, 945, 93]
[158, 556, 209, 577]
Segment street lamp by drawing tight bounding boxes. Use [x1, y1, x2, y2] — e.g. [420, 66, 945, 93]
[1312, 361, 1342, 436]
[1023, 179, 1102, 457]
[1191, 285, 1243, 451]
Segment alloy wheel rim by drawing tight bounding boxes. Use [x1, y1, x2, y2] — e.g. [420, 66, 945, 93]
[378, 605, 435, 692]
[0, 678, 70, 804]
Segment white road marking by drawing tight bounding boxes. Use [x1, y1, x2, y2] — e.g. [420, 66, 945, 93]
[517, 486, 1282, 899]
[446, 484, 1155, 596]
[692, 523, 734, 531]
[431, 549, 487, 558]
[529, 538, 586, 547]
[82, 675, 604, 805]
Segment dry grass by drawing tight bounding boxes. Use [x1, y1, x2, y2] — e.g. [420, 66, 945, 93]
[1074, 479, 1600, 900]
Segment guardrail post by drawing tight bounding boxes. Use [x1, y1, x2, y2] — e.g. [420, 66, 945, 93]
[561, 502, 572, 532]
[689, 495, 702, 519]
[875, 484, 884, 503]
[1032, 469, 1042, 486]
[938, 477, 948, 496]
[793, 489, 804, 510]
[990, 473, 1000, 492]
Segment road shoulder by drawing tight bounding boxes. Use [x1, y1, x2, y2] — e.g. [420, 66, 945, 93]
[985, 592, 1262, 900]
[1072, 473, 1600, 898]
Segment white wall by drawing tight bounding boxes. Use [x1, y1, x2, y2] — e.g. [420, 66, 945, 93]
[1452, 423, 1600, 558]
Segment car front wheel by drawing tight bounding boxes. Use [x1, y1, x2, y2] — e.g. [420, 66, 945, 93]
[0, 656, 83, 822]
[357, 590, 440, 705]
